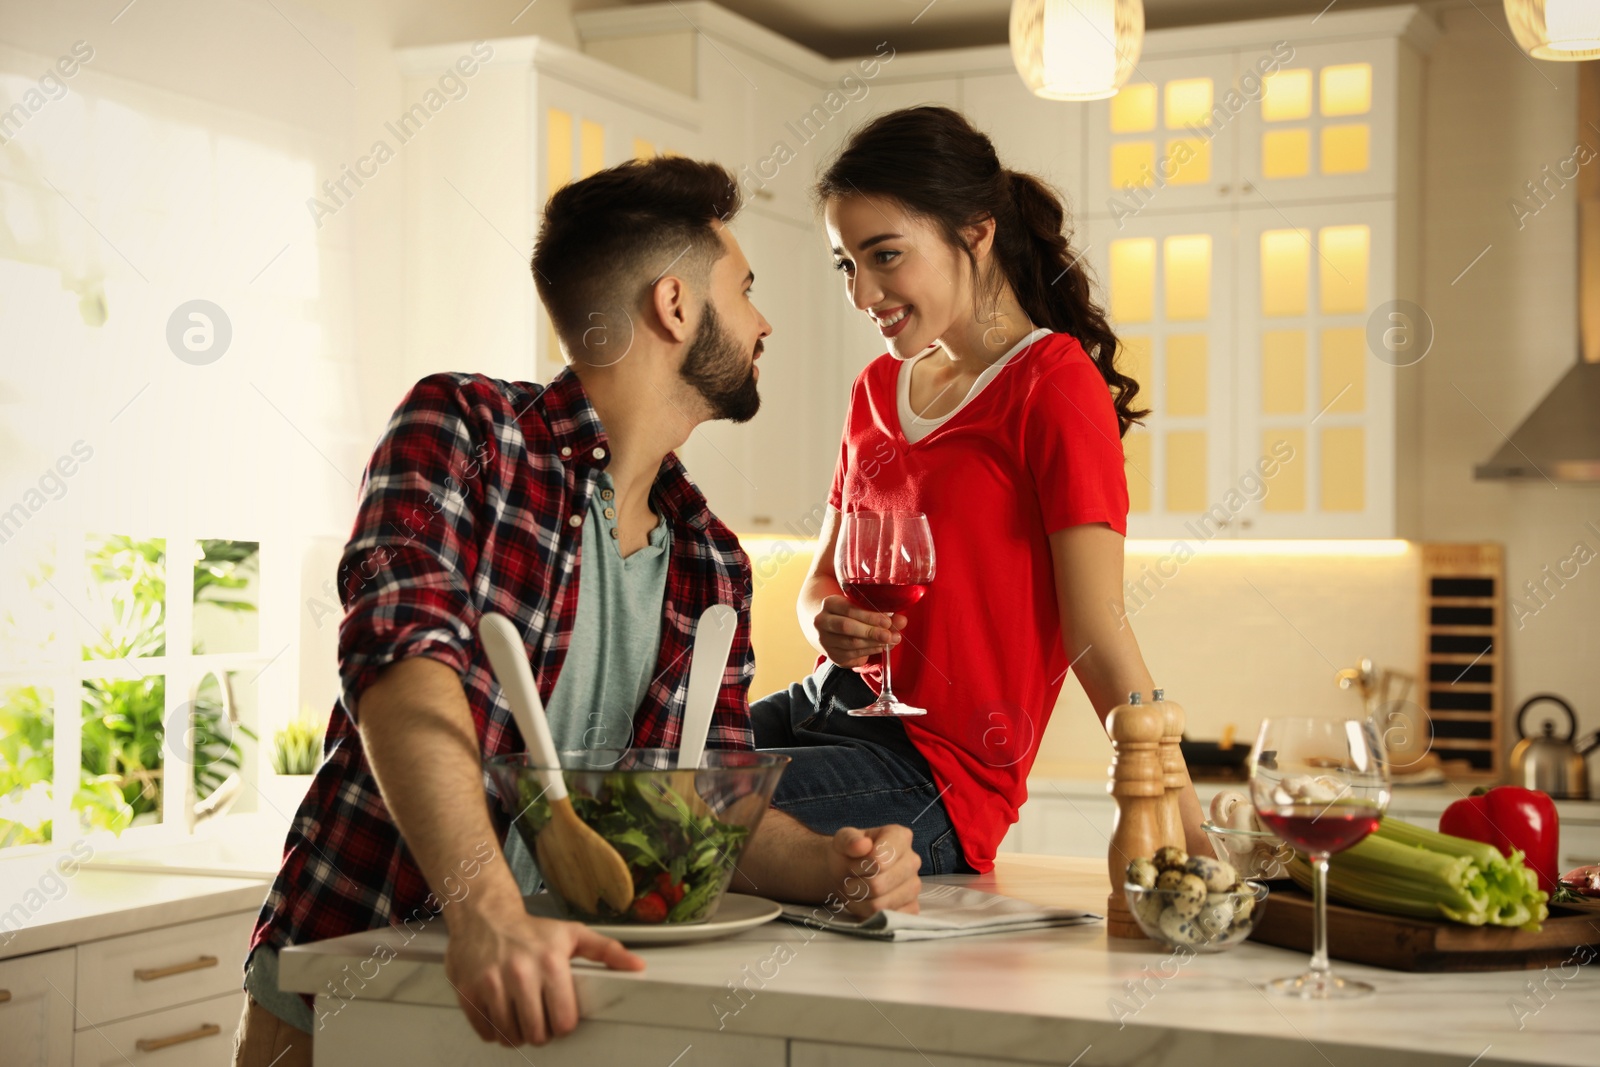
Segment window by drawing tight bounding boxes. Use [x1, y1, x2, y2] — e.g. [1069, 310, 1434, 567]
[0, 535, 266, 849]
[0, 44, 355, 854]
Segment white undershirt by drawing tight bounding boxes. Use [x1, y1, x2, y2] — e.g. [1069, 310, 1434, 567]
[896, 327, 1053, 444]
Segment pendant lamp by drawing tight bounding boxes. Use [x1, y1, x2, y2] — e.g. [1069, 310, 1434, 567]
[1010, 0, 1145, 102]
[1504, 0, 1600, 60]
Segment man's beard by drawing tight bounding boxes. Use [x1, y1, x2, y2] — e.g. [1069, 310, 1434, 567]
[679, 299, 760, 423]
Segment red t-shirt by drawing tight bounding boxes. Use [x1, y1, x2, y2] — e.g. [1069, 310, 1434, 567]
[827, 331, 1129, 872]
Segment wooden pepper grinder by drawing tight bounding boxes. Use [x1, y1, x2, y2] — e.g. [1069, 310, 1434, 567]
[1154, 688, 1188, 853]
[1105, 691, 1166, 939]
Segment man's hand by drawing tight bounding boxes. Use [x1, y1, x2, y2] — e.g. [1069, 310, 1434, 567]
[812, 595, 906, 669]
[827, 825, 921, 918]
[445, 893, 644, 1047]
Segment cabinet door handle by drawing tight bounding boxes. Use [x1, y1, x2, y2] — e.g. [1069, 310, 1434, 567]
[134, 954, 219, 981]
[754, 188, 775, 200]
[0, 989, 11, 1004]
[135, 1022, 221, 1052]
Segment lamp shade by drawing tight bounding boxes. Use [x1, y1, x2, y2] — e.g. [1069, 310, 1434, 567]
[1504, 0, 1600, 60]
[1011, 0, 1145, 102]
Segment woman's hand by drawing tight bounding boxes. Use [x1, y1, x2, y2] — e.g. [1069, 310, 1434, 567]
[812, 594, 905, 668]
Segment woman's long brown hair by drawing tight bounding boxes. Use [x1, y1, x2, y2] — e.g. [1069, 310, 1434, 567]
[814, 105, 1148, 437]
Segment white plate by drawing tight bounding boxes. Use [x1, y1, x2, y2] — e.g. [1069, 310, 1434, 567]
[522, 891, 782, 945]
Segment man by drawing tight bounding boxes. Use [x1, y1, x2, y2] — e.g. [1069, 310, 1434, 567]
[232, 156, 923, 1067]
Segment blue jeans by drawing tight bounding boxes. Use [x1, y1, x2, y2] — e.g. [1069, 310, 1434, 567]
[750, 661, 977, 876]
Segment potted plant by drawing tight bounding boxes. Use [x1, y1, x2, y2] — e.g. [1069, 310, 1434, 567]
[259, 709, 324, 820]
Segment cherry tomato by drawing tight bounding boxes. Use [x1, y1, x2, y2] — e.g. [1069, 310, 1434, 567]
[631, 891, 669, 923]
[654, 872, 684, 904]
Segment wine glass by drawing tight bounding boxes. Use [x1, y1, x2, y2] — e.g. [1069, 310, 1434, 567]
[1248, 716, 1390, 999]
[834, 509, 935, 717]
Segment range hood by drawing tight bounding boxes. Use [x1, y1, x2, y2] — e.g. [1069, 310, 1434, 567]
[1474, 62, 1600, 484]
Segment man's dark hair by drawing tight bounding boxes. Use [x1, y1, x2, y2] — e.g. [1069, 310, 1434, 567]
[531, 156, 742, 354]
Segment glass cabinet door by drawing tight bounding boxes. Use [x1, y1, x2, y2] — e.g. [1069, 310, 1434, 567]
[1086, 213, 1236, 539]
[1237, 38, 1398, 203]
[1233, 201, 1398, 537]
[1085, 53, 1241, 218]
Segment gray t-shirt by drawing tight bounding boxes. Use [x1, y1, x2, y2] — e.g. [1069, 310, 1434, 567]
[245, 470, 670, 1033]
[504, 470, 670, 890]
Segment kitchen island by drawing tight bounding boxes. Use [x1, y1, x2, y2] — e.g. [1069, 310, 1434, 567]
[279, 855, 1596, 1066]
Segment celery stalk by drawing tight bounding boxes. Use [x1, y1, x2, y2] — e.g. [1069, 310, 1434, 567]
[1282, 817, 1548, 932]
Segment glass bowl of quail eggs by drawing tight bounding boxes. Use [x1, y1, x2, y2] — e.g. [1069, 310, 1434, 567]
[1124, 846, 1267, 953]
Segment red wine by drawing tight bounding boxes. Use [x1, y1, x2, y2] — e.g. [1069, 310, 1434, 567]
[1257, 804, 1382, 856]
[842, 582, 927, 613]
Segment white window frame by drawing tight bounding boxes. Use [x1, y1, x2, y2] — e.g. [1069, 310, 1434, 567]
[0, 526, 292, 858]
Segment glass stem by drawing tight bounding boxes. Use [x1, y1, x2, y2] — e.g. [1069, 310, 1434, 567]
[879, 641, 895, 704]
[1310, 853, 1332, 978]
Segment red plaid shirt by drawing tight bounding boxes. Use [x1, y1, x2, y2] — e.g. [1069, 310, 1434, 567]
[248, 369, 756, 999]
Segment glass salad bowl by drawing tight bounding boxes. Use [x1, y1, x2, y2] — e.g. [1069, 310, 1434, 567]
[485, 749, 788, 925]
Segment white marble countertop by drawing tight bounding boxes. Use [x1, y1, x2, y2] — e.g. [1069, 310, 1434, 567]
[0, 860, 270, 960]
[0, 815, 285, 959]
[279, 854, 1598, 1067]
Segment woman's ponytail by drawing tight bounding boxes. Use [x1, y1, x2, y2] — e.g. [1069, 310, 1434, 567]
[1003, 169, 1148, 436]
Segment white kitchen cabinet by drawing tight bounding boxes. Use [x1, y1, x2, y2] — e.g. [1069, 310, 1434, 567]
[314, 1000, 787, 1066]
[1004, 792, 1115, 858]
[744, 212, 835, 531]
[725, 47, 834, 229]
[568, 4, 1436, 541]
[1081, 18, 1428, 538]
[397, 37, 702, 390]
[1085, 211, 1238, 537]
[0, 947, 76, 1067]
[1085, 51, 1242, 217]
[682, 208, 838, 534]
[1237, 38, 1404, 204]
[1091, 193, 1413, 539]
[1233, 201, 1400, 537]
[71, 990, 243, 1067]
[75, 910, 254, 1028]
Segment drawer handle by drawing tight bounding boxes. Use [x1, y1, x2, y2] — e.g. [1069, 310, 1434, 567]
[0, 989, 10, 1004]
[134, 954, 219, 982]
[135, 1022, 221, 1052]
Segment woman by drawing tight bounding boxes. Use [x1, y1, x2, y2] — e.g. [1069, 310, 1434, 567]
[750, 105, 1209, 877]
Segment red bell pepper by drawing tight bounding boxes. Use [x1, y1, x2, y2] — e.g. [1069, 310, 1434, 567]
[1439, 786, 1559, 895]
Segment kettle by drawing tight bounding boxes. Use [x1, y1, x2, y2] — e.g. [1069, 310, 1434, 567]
[1509, 694, 1599, 800]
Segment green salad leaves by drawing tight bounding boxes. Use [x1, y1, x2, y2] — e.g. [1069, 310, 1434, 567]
[514, 773, 752, 924]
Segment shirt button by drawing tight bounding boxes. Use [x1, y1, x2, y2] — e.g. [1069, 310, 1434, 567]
[560, 446, 572, 458]
[604, 507, 616, 520]
[568, 514, 582, 527]
[593, 446, 607, 460]
[610, 528, 620, 540]
[601, 489, 614, 501]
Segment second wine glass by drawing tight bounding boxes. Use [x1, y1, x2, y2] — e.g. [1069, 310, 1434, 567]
[834, 509, 935, 717]
[1249, 715, 1391, 999]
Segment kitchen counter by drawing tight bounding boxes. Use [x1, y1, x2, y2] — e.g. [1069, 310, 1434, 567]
[0, 857, 271, 961]
[280, 854, 1597, 1067]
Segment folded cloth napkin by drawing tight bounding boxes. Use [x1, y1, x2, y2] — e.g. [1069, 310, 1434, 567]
[779, 880, 1102, 941]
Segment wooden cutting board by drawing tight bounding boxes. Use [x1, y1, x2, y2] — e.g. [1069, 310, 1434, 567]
[1248, 887, 1600, 971]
